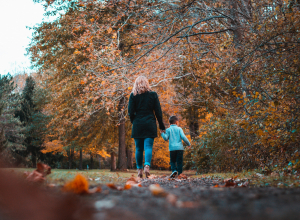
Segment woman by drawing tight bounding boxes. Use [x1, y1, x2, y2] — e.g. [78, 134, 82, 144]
[128, 76, 165, 178]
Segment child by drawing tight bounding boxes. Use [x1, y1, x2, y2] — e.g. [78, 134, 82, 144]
[161, 116, 191, 178]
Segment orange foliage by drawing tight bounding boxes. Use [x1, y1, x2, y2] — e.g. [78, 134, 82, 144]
[30, 0, 300, 172]
[152, 138, 170, 169]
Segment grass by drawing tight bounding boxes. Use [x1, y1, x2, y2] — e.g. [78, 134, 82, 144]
[2, 168, 300, 187]
[3, 168, 174, 185]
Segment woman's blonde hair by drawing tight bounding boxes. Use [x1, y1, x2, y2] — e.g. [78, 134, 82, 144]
[132, 76, 152, 96]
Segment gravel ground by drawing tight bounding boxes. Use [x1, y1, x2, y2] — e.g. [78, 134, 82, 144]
[89, 177, 300, 220]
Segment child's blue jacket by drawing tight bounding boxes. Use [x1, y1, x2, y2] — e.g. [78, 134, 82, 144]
[161, 124, 191, 151]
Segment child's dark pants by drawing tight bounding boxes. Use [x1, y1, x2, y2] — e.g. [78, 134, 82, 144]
[170, 150, 184, 175]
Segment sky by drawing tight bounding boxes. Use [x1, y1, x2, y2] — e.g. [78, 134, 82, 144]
[0, 0, 50, 75]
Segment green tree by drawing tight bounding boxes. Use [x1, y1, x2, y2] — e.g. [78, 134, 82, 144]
[15, 76, 50, 168]
[0, 74, 24, 164]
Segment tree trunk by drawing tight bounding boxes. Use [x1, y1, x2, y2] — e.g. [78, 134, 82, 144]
[32, 150, 37, 168]
[229, 0, 250, 112]
[0, 128, 7, 152]
[79, 148, 83, 170]
[189, 121, 199, 139]
[188, 107, 199, 140]
[117, 96, 127, 170]
[90, 153, 94, 170]
[68, 148, 74, 169]
[98, 154, 101, 169]
[110, 152, 116, 171]
[229, 0, 242, 45]
[126, 148, 133, 169]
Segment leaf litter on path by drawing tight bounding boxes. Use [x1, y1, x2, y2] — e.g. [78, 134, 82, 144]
[63, 174, 101, 194]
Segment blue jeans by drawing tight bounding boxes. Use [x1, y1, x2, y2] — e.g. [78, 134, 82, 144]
[134, 138, 154, 169]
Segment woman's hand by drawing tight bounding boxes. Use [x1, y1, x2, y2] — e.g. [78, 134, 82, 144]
[160, 130, 165, 133]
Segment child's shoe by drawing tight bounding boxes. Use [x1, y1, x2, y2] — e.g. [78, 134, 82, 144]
[138, 169, 143, 178]
[144, 165, 150, 178]
[170, 171, 178, 178]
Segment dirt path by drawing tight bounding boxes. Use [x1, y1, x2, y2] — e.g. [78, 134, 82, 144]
[1, 170, 299, 220]
[89, 176, 300, 220]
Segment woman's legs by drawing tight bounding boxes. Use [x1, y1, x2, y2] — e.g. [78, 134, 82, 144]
[135, 137, 154, 168]
[144, 138, 154, 167]
[134, 138, 144, 169]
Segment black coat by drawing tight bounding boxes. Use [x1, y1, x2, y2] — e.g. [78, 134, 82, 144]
[128, 91, 165, 138]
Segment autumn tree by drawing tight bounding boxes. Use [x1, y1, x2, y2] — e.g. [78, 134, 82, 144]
[29, 0, 179, 170]
[29, 0, 300, 172]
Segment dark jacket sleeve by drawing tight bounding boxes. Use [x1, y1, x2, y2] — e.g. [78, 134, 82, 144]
[154, 93, 165, 130]
[128, 93, 135, 123]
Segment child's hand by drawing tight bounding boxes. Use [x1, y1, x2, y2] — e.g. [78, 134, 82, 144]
[160, 130, 165, 133]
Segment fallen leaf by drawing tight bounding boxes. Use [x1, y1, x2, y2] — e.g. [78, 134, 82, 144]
[0, 168, 94, 220]
[124, 184, 132, 190]
[147, 174, 157, 179]
[88, 186, 102, 194]
[149, 184, 168, 197]
[26, 171, 45, 183]
[63, 174, 89, 194]
[176, 201, 199, 208]
[166, 194, 177, 206]
[178, 174, 188, 180]
[238, 181, 249, 187]
[25, 163, 51, 183]
[224, 178, 237, 187]
[124, 175, 142, 188]
[106, 183, 122, 190]
[36, 163, 51, 175]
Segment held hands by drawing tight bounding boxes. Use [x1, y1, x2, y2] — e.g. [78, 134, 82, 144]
[160, 130, 166, 134]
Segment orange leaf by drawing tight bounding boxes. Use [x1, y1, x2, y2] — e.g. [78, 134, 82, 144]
[224, 178, 237, 187]
[63, 174, 89, 194]
[124, 184, 132, 190]
[88, 186, 102, 193]
[106, 183, 122, 190]
[178, 174, 188, 179]
[149, 184, 167, 197]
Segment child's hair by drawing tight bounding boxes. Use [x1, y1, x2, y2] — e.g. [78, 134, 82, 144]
[169, 116, 179, 124]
